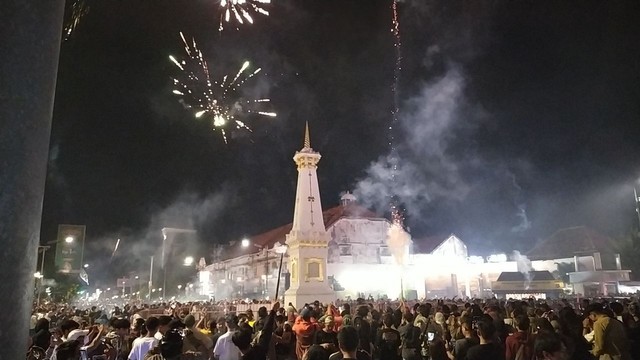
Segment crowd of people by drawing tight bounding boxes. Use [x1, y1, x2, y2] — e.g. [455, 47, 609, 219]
[27, 296, 640, 360]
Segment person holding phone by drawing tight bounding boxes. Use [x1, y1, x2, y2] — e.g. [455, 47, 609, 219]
[446, 317, 478, 360]
[465, 315, 504, 360]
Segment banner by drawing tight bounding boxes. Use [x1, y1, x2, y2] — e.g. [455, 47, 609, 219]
[55, 224, 86, 273]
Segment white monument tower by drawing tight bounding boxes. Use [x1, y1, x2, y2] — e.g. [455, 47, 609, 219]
[284, 123, 336, 308]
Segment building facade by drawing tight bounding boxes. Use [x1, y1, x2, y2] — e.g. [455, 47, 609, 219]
[197, 131, 632, 301]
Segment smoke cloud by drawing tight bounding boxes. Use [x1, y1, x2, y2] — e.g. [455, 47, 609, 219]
[84, 190, 232, 286]
[512, 251, 533, 290]
[355, 67, 471, 215]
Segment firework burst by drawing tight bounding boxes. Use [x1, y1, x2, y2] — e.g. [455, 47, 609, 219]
[170, 32, 276, 143]
[218, 0, 271, 32]
[63, 0, 90, 41]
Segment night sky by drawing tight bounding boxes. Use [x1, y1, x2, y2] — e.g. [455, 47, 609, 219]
[42, 0, 640, 281]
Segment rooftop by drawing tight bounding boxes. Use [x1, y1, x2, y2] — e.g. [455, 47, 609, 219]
[526, 226, 613, 260]
[219, 202, 380, 261]
[412, 234, 456, 254]
[496, 271, 557, 282]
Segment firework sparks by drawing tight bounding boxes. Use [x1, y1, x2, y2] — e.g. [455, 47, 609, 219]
[389, 0, 403, 225]
[63, 0, 90, 41]
[169, 32, 276, 143]
[218, 0, 271, 32]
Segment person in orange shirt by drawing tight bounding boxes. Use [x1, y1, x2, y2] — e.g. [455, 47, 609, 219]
[293, 306, 319, 360]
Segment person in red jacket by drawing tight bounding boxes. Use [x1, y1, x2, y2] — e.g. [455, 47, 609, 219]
[293, 307, 319, 360]
[505, 314, 535, 360]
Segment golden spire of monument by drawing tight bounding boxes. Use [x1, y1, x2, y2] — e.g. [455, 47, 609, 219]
[304, 121, 311, 149]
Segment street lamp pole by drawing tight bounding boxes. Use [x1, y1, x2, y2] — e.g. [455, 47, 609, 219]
[36, 246, 50, 306]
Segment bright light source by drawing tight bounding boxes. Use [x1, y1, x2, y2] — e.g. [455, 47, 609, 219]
[34, 272, 42, 278]
[273, 241, 287, 254]
[184, 256, 194, 266]
[158, 288, 162, 291]
[107, 288, 111, 291]
[83, 264, 89, 268]
[467, 256, 485, 264]
[177, 285, 182, 290]
[188, 284, 194, 288]
[64, 236, 74, 243]
[134, 275, 139, 279]
[241, 238, 250, 248]
[487, 254, 508, 263]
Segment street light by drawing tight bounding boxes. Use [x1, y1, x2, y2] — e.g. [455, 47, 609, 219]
[184, 256, 194, 266]
[273, 241, 288, 300]
[83, 263, 89, 268]
[65, 236, 74, 243]
[241, 238, 250, 248]
[177, 285, 182, 290]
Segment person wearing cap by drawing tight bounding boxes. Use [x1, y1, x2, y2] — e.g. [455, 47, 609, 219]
[585, 303, 631, 360]
[183, 314, 213, 354]
[314, 316, 338, 353]
[213, 314, 242, 360]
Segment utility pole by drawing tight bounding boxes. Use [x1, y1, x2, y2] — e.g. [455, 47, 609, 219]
[36, 245, 50, 306]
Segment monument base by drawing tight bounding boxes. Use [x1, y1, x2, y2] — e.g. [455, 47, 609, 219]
[285, 285, 336, 309]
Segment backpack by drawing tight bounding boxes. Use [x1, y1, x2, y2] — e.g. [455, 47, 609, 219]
[402, 324, 421, 349]
[184, 331, 208, 360]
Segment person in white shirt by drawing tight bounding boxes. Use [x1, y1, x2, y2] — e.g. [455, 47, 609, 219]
[213, 314, 241, 360]
[129, 317, 160, 360]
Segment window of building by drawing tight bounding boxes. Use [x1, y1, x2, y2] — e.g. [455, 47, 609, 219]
[339, 245, 352, 256]
[379, 246, 391, 257]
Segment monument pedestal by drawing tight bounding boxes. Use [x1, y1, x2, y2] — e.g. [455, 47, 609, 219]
[285, 285, 335, 309]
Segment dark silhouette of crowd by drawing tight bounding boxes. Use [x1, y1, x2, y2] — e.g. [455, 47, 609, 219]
[27, 296, 640, 360]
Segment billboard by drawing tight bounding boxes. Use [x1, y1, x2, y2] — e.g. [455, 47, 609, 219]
[55, 224, 86, 273]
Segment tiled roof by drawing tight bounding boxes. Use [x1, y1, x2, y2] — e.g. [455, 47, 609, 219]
[496, 271, 556, 282]
[220, 203, 381, 260]
[526, 226, 612, 260]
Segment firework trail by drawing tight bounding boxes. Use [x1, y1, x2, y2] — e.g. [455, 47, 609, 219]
[386, 0, 411, 277]
[170, 32, 276, 143]
[111, 238, 120, 260]
[389, 0, 403, 225]
[218, 0, 271, 32]
[63, 0, 90, 41]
